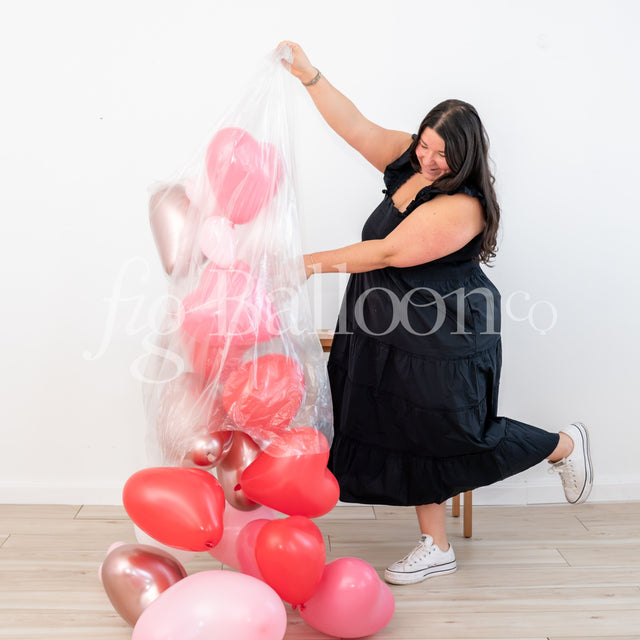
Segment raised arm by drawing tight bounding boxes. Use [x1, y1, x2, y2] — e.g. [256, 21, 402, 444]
[279, 41, 411, 172]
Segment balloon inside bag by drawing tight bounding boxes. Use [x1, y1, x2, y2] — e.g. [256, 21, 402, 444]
[181, 261, 280, 348]
[206, 127, 282, 225]
[222, 353, 305, 441]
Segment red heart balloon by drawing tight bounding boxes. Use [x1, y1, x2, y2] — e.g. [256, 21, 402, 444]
[123, 467, 225, 551]
[222, 354, 305, 441]
[181, 262, 280, 348]
[239, 427, 339, 518]
[254, 516, 325, 606]
[205, 127, 282, 225]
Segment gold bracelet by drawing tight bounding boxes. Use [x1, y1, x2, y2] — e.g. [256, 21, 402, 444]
[303, 68, 322, 86]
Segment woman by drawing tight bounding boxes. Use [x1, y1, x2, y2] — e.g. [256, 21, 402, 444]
[279, 41, 593, 585]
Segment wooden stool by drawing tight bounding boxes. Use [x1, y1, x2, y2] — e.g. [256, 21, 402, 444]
[318, 330, 473, 538]
[451, 491, 473, 538]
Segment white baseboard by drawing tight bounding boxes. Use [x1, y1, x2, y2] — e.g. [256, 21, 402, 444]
[1, 476, 639, 506]
[0, 481, 125, 506]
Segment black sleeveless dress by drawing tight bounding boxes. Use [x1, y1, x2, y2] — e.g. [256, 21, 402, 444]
[327, 145, 559, 506]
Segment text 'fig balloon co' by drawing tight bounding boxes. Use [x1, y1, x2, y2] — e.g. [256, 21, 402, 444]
[206, 127, 282, 225]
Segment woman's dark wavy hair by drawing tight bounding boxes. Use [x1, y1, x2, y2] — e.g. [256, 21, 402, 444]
[408, 99, 499, 264]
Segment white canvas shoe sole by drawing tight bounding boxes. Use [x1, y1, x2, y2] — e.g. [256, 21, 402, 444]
[384, 558, 457, 585]
[568, 422, 593, 504]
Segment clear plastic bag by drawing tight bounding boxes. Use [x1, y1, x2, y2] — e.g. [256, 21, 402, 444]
[143, 46, 333, 502]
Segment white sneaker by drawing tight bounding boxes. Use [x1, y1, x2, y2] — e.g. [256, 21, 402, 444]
[548, 422, 593, 504]
[384, 534, 457, 585]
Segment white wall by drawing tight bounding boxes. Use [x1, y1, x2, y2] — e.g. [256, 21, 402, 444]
[1, 0, 638, 505]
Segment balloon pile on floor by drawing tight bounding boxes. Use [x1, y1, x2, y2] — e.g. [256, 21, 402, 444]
[98, 49, 394, 640]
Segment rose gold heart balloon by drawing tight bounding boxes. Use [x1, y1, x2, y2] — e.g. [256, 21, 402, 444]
[183, 430, 234, 469]
[149, 184, 190, 275]
[100, 543, 187, 626]
[156, 372, 229, 467]
[215, 432, 262, 510]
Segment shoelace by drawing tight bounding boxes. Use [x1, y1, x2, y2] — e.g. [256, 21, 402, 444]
[399, 536, 436, 566]
[548, 458, 579, 488]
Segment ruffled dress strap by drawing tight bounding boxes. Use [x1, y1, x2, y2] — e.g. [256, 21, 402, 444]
[382, 140, 487, 218]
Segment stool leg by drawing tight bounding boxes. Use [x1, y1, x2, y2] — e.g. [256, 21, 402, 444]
[452, 493, 460, 517]
[463, 490, 473, 538]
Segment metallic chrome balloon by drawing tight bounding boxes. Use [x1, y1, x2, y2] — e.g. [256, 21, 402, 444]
[149, 184, 190, 275]
[100, 543, 187, 626]
[156, 372, 228, 467]
[183, 430, 234, 468]
[216, 432, 262, 510]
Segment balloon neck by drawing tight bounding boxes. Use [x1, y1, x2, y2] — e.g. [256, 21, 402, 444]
[234, 483, 241, 491]
[204, 540, 215, 549]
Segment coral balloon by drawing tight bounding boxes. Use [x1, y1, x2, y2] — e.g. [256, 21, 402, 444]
[215, 431, 262, 510]
[255, 516, 325, 606]
[239, 427, 339, 517]
[132, 570, 287, 640]
[199, 215, 236, 267]
[299, 557, 395, 638]
[149, 184, 190, 275]
[181, 262, 280, 348]
[205, 127, 282, 225]
[222, 354, 305, 441]
[183, 338, 247, 382]
[123, 467, 225, 551]
[100, 543, 187, 627]
[236, 519, 270, 580]
[208, 503, 277, 570]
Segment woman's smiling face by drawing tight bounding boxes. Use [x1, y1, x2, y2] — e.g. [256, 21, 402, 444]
[414, 127, 450, 181]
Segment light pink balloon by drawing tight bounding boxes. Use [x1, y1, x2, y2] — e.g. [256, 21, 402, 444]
[299, 557, 395, 638]
[199, 216, 237, 267]
[208, 503, 277, 570]
[236, 519, 270, 580]
[132, 570, 287, 640]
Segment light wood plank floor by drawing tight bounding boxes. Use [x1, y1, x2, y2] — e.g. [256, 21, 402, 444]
[0, 502, 639, 639]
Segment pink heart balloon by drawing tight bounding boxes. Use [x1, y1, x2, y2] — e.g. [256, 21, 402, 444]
[299, 557, 395, 638]
[181, 262, 280, 348]
[100, 543, 187, 627]
[208, 503, 277, 570]
[205, 127, 282, 225]
[236, 518, 270, 580]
